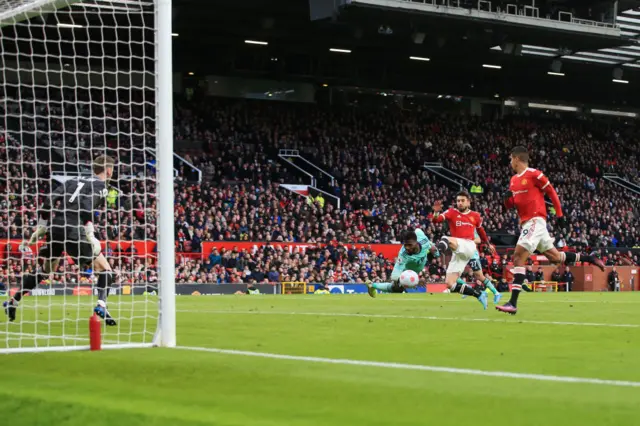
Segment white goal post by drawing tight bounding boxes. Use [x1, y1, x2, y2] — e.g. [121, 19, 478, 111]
[0, 0, 175, 353]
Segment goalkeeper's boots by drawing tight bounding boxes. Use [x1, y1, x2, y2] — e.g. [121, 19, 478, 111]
[493, 292, 503, 305]
[94, 301, 117, 326]
[365, 280, 376, 298]
[477, 291, 488, 310]
[3, 299, 17, 322]
[496, 302, 518, 315]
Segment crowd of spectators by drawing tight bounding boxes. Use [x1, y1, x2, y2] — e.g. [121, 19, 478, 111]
[173, 98, 639, 249]
[1, 95, 639, 286]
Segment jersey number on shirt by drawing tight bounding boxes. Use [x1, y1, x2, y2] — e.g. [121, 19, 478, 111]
[68, 182, 86, 203]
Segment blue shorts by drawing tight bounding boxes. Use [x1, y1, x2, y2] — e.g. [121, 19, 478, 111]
[467, 251, 481, 272]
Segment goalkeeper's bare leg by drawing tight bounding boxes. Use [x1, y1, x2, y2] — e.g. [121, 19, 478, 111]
[366, 280, 407, 297]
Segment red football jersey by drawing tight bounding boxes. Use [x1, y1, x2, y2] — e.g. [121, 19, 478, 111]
[440, 208, 483, 241]
[509, 168, 550, 223]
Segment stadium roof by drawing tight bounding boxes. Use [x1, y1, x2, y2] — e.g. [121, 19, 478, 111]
[489, 8, 640, 70]
[165, 0, 640, 107]
[5, 0, 638, 107]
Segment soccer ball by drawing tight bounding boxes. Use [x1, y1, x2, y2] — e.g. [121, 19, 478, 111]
[399, 270, 420, 287]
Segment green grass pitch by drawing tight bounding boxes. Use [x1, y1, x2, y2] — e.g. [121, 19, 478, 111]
[1, 292, 640, 426]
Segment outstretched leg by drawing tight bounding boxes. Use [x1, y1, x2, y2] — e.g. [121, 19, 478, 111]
[367, 281, 405, 298]
[3, 272, 46, 322]
[543, 248, 605, 272]
[446, 273, 487, 310]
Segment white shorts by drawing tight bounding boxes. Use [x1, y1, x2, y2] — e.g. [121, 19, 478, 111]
[517, 217, 555, 254]
[446, 238, 477, 274]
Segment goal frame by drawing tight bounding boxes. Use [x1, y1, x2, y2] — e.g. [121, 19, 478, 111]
[0, 0, 176, 353]
[155, 0, 176, 349]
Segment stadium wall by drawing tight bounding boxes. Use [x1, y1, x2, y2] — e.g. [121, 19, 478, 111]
[510, 265, 638, 292]
[0, 240, 400, 259]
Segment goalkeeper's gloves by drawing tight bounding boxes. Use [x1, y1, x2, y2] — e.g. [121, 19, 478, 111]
[84, 222, 102, 256]
[18, 243, 32, 254]
[20, 218, 48, 253]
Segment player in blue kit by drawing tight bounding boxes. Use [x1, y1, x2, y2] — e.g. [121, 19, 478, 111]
[366, 229, 439, 297]
[460, 230, 502, 304]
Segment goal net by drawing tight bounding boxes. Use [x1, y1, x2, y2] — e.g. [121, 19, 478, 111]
[0, 0, 175, 353]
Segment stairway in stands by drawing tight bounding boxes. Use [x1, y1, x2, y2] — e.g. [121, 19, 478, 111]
[603, 173, 640, 197]
[277, 149, 341, 208]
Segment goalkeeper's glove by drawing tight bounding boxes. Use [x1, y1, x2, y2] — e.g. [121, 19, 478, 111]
[18, 243, 32, 254]
[21, 218, 48, 253]
[84, 222, 102, 257]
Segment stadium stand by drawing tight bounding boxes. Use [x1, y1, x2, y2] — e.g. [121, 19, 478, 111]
[1, 96, 638, 286]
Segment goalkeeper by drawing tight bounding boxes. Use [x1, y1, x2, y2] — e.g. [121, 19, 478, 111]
[4, 155, 118, 326]
[366, 229, 439, 297]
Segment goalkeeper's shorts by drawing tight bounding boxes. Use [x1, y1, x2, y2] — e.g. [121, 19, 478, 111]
[39, 227, 95, 267]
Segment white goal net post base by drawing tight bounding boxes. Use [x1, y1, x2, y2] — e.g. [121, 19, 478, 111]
[0, 0, 175, 354]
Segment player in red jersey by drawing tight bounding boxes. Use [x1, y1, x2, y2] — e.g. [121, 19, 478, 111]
[432, 191, 496, 309]
[496, 146, 605, 315]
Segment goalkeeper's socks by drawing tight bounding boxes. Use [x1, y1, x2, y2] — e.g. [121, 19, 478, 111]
[14, 273, 40, 303]
[372, 282, 393, 292]
[96, 271, 114, 301]
[483, 278, 499, 295]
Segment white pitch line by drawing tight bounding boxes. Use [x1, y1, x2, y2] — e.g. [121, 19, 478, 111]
[177, 309, 640, 328]
[290, 297, 640, 304]
[177, 346, 640, 388]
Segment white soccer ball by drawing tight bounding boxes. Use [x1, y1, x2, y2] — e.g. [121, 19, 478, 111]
[399, 270, 420, 287]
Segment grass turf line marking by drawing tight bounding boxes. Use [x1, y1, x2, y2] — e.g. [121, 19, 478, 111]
[177, 346, 640, 388]
[292, 297, 640, 304]
[177, 309, 640, 328]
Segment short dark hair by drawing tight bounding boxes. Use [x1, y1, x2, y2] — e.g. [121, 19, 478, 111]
[401, 230, 418, 244]
[456, 190, 471, 200]
[511, 146, 529, 163]
[93, 155, 116, 175]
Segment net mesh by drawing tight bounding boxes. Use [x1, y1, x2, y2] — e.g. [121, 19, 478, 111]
[0, 0, 159, 351]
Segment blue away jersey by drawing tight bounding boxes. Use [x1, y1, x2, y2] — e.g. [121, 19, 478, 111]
[391, 229, 437, 280]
